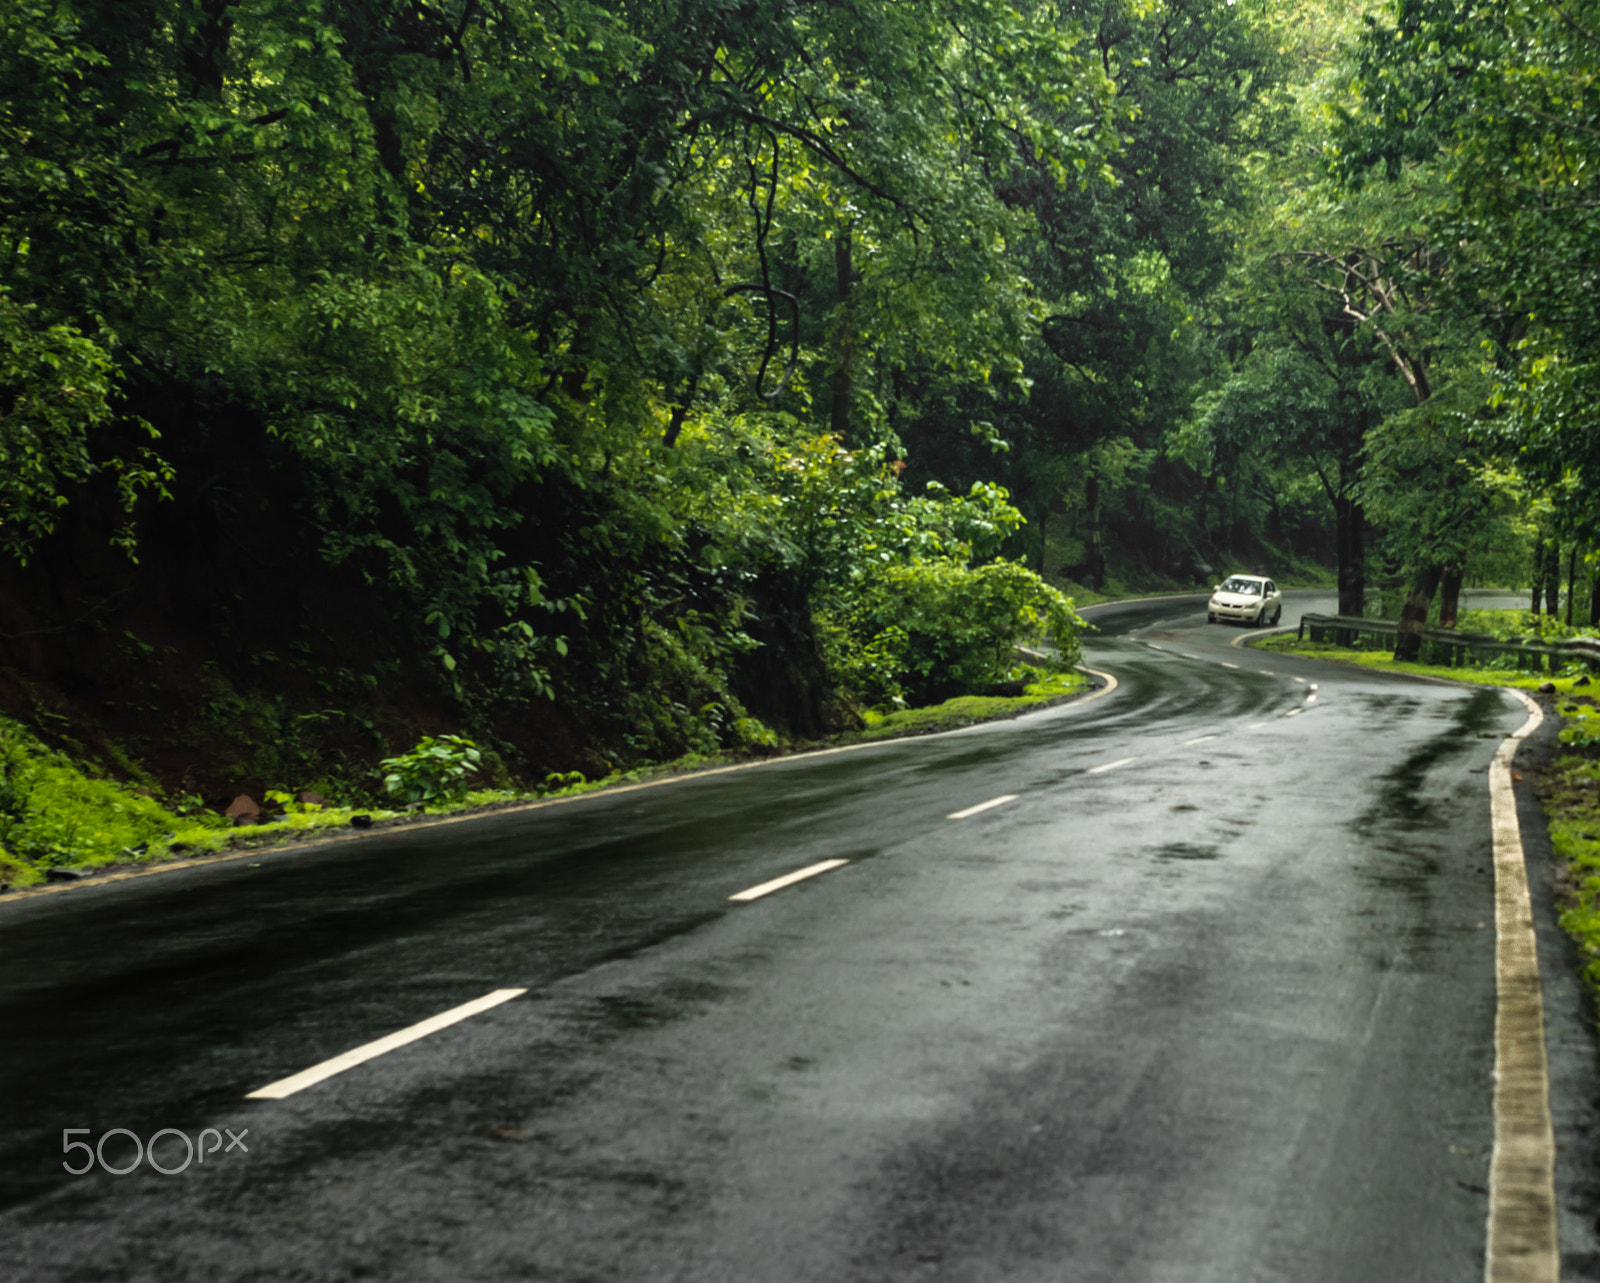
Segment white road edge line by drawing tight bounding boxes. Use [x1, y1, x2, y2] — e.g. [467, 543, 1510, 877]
[1185, 735, 1218, 745]
[1086, 757, 1138, 775]
[1485, 689, 1556, 1283]
[246, 988, 528, 1100]
[947, 794, 1019, 821]
[730, 858, 851, 903]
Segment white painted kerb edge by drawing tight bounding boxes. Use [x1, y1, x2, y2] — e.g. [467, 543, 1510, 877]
[1485, 688, 1556, 1283]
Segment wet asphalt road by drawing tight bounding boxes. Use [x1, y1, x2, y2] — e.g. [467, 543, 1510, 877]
[0, 591, 1589, 1281]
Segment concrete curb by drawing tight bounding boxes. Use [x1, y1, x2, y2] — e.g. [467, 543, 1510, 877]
[1487, 689, 1558, 1282]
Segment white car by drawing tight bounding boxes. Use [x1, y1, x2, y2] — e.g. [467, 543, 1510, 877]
[1207, 574, 1282, 626]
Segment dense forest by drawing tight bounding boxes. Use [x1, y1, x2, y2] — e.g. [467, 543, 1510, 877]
[2, 0, 1599, 809]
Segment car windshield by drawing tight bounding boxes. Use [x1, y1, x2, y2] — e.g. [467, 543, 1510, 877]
[1220, 578, 1261, 596]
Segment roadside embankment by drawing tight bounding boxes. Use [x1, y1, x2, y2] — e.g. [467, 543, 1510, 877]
[0, 666, 1098, 897]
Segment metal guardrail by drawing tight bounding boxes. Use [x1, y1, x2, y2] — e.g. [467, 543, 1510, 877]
[1297, 613, 1600, 672]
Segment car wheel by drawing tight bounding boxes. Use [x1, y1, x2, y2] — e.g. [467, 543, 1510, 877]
[1272, 607, 1282, 626]
[1257, 608, 1270, 627]
[1207, 612, 1215, 623]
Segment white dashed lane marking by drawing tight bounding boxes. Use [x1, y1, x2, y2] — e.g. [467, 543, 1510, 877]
[947, 794, 1019, 821]
[1086, 757, 1139, 775]
[730, 859, 851, 903]
[246, 989, 528, 1100]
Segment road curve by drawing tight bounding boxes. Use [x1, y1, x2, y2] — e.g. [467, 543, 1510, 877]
[0, 590, 1589, 1281]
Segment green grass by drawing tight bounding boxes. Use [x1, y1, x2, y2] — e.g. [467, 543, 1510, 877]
[1246, 633, 1598, 695]
[1543, 752, 1600, 990]
[1547, 705, 1600, 990]
[0, 717, 231, 887]
[850, 668, 1092, 739]
[0, 710, 575, 889]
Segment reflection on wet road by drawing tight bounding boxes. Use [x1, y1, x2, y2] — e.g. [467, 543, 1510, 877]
[0, 591, 1556, 1281]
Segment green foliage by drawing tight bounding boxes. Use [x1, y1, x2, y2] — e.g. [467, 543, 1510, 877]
[730, 718, 780, 751]
[0, 294, 170, 561]
[25, 0, 1600, 805]
[1542, 740, 1600, 993]
[0, 718, 216, 880]
[1336, 0, 1600, 548]
[380, 735, 483, 805]
[1455, 609, 1600, 644]
[835, 558, 1083, 707]
[1559, 712, 1600, 755]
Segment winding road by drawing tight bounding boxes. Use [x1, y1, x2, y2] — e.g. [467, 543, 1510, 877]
[2, 591, 1594, 1281]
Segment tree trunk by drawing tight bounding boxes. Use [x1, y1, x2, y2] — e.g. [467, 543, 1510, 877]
[1591, 557, 1600, 628]
[1439, 563, 1463, 629]
[1532, 539, 1544, 613]
[829, 226, 856, 441]
[1084, 473, 1104, 590]
[1567, 544, 1578, 626]
[1334, 495, 1365, 615]
[1545, 540, 1562, 616]
[1394, 564, 1443, 661]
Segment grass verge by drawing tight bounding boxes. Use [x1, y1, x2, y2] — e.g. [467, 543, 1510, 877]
[1245, 633, 1596, 695]
[850, 668, 1091, 740]
[1540, 709, 1600, 992]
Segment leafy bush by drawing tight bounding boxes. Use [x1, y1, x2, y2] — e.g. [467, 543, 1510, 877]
[380, 735, 483, 804]
[834, 558, 1083, 706]
[1457, 608, 1600, 643]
